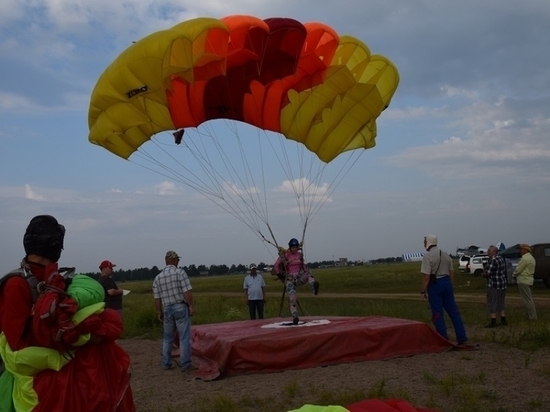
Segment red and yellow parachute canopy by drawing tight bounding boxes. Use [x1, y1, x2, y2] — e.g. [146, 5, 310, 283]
[88, 15, 399, 163]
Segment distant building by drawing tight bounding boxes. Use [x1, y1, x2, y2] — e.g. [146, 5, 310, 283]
[335, 258, 348, 266]
[402, 252, 425, 262]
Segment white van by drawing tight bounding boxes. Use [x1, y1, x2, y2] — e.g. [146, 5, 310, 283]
[465, 255, 489, 276]
[458, 255, 470, 272]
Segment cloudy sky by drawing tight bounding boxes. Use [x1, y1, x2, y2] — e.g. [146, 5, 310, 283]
[1, 0, 549, 274]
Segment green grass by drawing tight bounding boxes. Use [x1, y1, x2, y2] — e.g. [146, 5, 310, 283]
[122, 262, 550, 412]
[122, 262, 550, 349]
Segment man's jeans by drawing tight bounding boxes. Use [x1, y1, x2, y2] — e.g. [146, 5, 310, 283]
[248, 300, 264, 319]
[427, 276, 467, 344]
[162, 303, 191, 369]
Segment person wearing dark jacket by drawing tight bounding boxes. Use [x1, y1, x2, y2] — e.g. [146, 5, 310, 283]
[98, 259, 123, 316]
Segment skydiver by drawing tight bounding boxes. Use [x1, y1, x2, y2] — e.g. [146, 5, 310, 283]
[273, 238, 319, 325]
[0, 215, 135, 411]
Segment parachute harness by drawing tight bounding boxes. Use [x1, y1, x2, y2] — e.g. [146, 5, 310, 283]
[10, 261, 80, 353]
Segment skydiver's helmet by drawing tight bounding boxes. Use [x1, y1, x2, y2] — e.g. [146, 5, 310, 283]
[288, 238, 300, 248]
[23, 215, 66, 262]
[249, 263, 257, 270]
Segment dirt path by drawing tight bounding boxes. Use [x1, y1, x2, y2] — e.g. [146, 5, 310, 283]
[120, 336, 550, 412]
[195, 291, 550, 305]
[121, 291, 550, 411]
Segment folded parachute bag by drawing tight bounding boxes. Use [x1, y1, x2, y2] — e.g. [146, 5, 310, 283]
[67, 274, 105, 309]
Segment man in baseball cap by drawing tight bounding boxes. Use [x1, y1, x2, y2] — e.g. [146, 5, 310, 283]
[153, 250, 197, 372]
[99, 260, 116, 270]
[243, 263, 267, 320]
[165, 250, 180, 260]
[98, 260, 123, 315]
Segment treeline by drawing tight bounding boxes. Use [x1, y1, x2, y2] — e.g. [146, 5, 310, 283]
[81, 259, 373, 282]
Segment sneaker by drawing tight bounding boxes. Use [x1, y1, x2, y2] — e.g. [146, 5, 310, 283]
[163, 365, 174, 370]
[292, 316, 299, 325]
[313, 281, 319, 296]
[484, 322, 497, 328]
[181, 365, 198, 372]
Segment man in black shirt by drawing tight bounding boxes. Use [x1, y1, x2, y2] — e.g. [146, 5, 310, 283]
[98, 260, 123, 317]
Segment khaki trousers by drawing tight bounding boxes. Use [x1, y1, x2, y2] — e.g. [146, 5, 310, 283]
[517, 283, 537, 320]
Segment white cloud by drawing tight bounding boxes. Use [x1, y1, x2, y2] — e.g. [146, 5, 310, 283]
[382, 105, 451, 121]
[0, 0, 26, 25]
[275, 178, 329, 198]
[154, 181, 180, 195]
[222, 182, 260, 197]
[2, 1, 550, 274]
[0, 91, 88, 113]
[387, 96, 550, 181]
[440, 85, 479, 99]
[24, 184, 46, 201]
[0, 93, 40, 111]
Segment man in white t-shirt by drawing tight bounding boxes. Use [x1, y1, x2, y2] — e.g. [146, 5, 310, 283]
[243, 263, 266, 319]
[420, 234, 467, 345]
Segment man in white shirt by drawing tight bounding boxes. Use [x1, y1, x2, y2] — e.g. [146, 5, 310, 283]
[243, 263, 266, 319]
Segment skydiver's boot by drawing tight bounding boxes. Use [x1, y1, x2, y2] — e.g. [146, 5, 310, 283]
[292, 309, 299, 325]
[313, 281, 319, 296]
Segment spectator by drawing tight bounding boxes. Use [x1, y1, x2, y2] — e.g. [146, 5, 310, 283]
[420, 234, 467, 344]
[153, 250, 197, 372]
[98, 260, 124, 316]
[243, 263, 267, 319]
[482, 245, 507, 327]
[513, 244, 537, 320]
[273, 238, 319, 325]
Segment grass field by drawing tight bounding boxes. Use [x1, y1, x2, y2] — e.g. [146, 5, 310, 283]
[121, 262, 550, 351]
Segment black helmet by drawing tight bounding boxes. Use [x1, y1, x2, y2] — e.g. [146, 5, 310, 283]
[288, 238, 300, 247]
[23, 215, 65, 262]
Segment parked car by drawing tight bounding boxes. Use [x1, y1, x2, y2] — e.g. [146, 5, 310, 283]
[458, 255, 470, 272]
[465, 255, 489, 276]
[499, 243, 550, 287]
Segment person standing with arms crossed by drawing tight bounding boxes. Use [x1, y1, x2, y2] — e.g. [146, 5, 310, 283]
[420, 234, 467, 345]
[153, 250, 197, 372]
[513, 243, 537, 320]
[243, 263, 267, 319]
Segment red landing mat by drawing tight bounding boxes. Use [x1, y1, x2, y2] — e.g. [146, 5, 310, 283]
[188, 316, 454, 381]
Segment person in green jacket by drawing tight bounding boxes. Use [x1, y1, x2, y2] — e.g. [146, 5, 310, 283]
[513, 244, 537, 320]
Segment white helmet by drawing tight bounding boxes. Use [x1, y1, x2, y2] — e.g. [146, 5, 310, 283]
[249, 263, 257, 269]
[424, 234, 438, 250]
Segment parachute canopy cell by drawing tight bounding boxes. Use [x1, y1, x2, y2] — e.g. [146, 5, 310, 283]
[88, 15, 399, 163]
